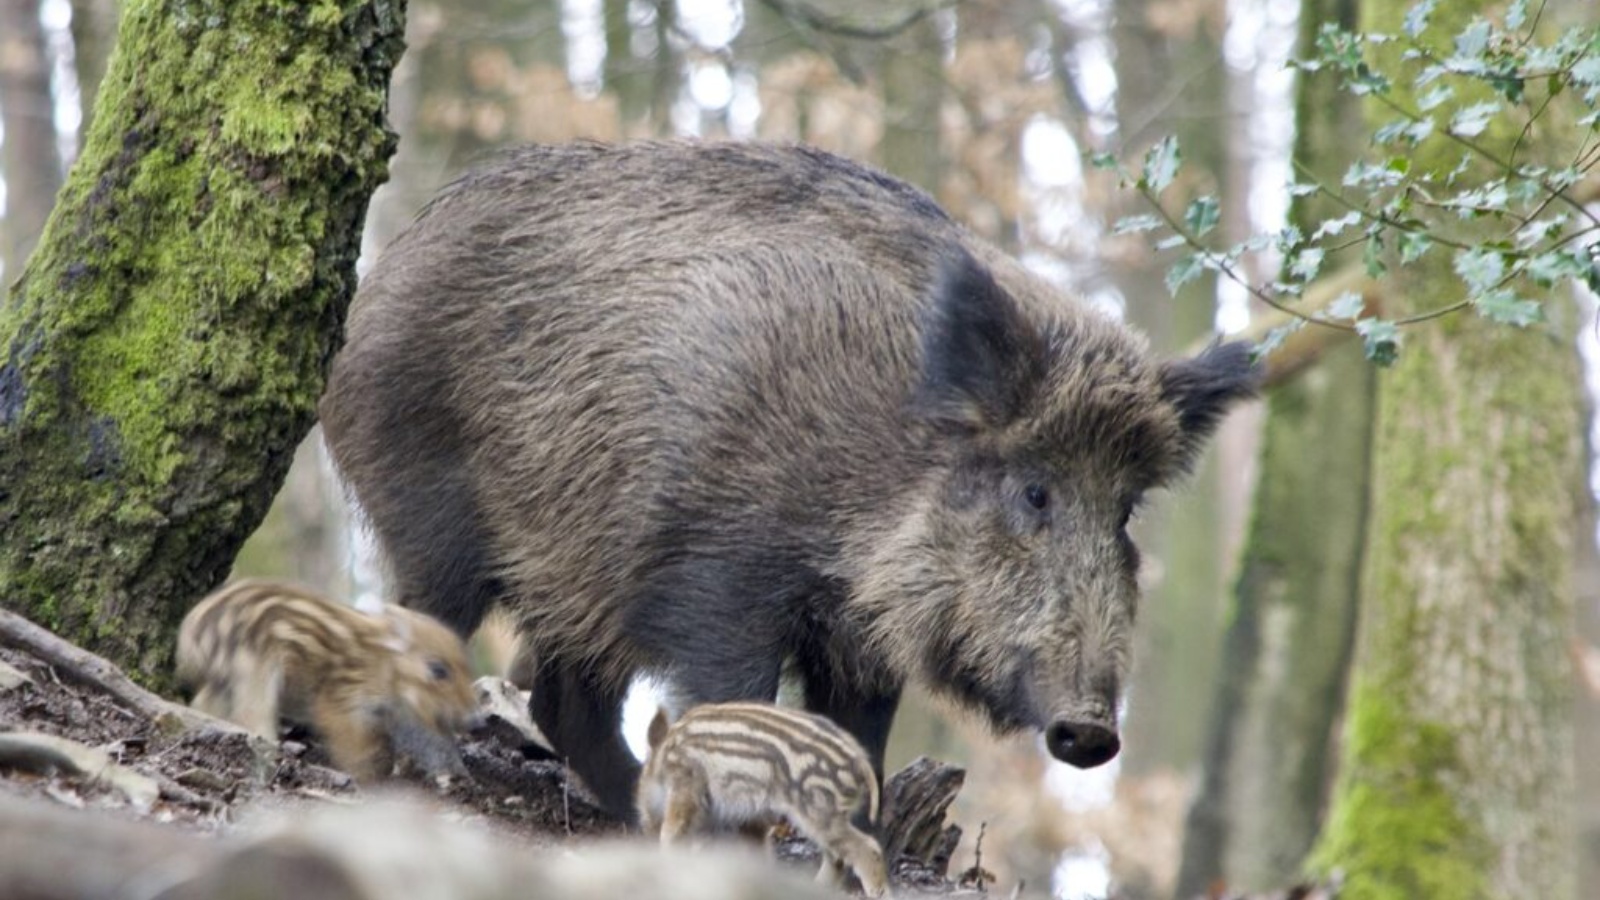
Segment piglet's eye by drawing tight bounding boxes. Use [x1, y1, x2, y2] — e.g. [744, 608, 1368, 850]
[1024, 484, 1049, 510]
[428, 660, 451, 681]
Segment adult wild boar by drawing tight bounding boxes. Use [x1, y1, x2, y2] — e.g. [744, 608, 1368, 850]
[319, 141, 1257, 819]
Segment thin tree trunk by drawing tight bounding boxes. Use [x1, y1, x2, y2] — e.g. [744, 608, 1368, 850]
[1175, 0, 1370, 893]
[68, 0, 120, 136]
[875, 11, 943, 194]
[0, 0, 63, 279]
[1111, 0, 1233, 779]
[229, 428, 350, 599]
[0, 0, 407, 691]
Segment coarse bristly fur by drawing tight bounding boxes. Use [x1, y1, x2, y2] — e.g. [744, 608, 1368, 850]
[175, 579, 477, 780]
[639, 702, 887, 897]
[319, 140, 1260, 819]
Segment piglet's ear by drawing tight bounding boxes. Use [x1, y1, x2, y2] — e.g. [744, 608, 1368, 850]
[1159, 341, 1261, 468]
[914, 252, 1046, 431]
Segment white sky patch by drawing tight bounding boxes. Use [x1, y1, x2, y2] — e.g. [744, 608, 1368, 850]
[689, 61, 733, 111]
[562, 0, 607, 98]
[1216, 275, 1252, 334]
[1023, 116, 1083, 189]
[728, 69, 761, 138]
[675, 0, 742, 50]
[42, 0, 80, 163]
[1049, 0, 1117, 138]
[1052, 837, 1113, 900]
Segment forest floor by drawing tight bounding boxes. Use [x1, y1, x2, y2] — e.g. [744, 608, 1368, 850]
[0, 630, 987, 900]
[0, 622, 1331, 900]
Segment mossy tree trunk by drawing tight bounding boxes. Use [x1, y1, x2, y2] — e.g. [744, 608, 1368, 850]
[1175, 0, 1371, 893]
[0, 0, 407, 692]
[1309, 2, 1583, 896]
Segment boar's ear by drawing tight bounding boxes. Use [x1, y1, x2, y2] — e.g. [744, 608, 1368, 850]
[1159, 340, 1261, 467]
[914, 252, 1046, 431]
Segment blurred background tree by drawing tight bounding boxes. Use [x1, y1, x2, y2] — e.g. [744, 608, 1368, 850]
[3, 0, 1597, 896]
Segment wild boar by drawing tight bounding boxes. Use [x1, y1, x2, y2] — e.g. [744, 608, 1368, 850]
[175, 578, 477, 780]
[639, 702, 887, 896]
[319, 140, 1258, 818]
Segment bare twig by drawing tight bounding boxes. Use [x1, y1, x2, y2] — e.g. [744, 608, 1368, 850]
[0, 608, 222, 735]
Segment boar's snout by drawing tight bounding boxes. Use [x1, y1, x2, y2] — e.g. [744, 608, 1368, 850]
[1046, 719, 1120, 768]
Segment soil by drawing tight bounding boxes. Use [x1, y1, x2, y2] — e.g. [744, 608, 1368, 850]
[0, 642, 978, 896]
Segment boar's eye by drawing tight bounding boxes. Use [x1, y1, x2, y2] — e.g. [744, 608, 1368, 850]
[1024, 484, 1050, 511]
[427, 660, 451, 681]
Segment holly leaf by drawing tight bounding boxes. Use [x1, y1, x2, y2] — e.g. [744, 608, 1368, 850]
[1142, 136, 1181, 193]
[1327, 291, 1366, 320]
[1112, 214, 1164, 235]
[1184, 196, 1221, 237]
[1473, 289, 1542, 326]
[1165, 254, 1204, 296]
[1453, 247, 1505, 293]
[1356, 318, 1402, 366]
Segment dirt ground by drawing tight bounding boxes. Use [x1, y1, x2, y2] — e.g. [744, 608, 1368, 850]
[0, 641, 979, 898]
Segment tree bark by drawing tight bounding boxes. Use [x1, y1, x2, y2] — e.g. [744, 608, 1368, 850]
[0, 0, 407, 692]
[1309, 4, 1583, 896]
[0, 0, 63, 279]
[1175, 0, 1370, 893]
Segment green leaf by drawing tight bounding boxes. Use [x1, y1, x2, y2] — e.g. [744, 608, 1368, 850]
[1290, 247, 1326, 282]
[1165, 254, 1204, 296]
[1399, 231, 1433, 264]
[1374, 119, 1411, 144]
[1572, 56, 1600, 87]
[1343, 159, 1406, 188]
[1155, 234, 1188, 251]
[1327, 291, 1366, 320]
[1403, 0, 1438, 37]
[1112, 214, 1164, 235]
[1142, 136, 1181, 193]
[1416, 84, 1454, 111]
[1089, 152, 1119, 170]
[1473, 289, 1543, 326]
[1453, 247, 1506, 293]
[1505, 0, 1528, 31]
[1364, 231, 1388, 277]
[1253, 320, 1306, 361]
[1453, 18, 1491, 60]
[1449, 102, 1500, 137]
[1356, 319, 1402, 366]
[1286, 182, 1320, 198]
[1312, 211, 1363, 241]
[1184, 196, 1221, 237]
[1404, 118, 1436, 143]
[1526, 247, 1588, 285]
[1514, 215, 1566, 249]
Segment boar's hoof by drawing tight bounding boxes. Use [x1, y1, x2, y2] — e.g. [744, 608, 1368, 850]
[1046, 721, 1120, 768]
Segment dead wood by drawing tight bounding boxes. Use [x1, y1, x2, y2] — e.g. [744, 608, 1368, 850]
[881, 755, 966, 875]
[0, 608, 222, 735]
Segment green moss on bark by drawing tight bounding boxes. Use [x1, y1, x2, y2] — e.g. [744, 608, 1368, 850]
[0, 0, 406, 690]
[1310, 683, 1492, 900]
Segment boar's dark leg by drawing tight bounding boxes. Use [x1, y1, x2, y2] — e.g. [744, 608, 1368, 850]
[525, 659, 639, 824]
[799, 665, 902, 789]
